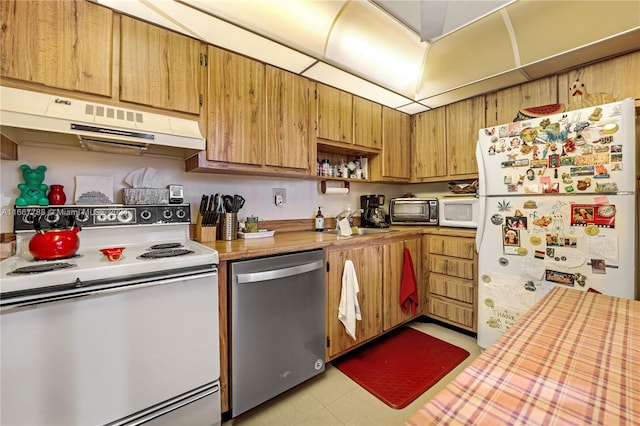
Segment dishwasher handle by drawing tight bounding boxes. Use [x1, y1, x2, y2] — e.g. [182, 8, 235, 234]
[236, 259, 323, 284]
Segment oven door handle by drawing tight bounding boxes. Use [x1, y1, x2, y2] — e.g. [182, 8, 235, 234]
[236, 260, 324, 284]
[1, 270, 217, 313]
[106, 381, 220, 426]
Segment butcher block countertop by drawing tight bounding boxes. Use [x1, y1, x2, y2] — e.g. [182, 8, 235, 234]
[200, 226, 476, 261]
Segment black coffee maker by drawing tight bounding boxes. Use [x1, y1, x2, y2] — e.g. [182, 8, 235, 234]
[360, 195, 388, 228]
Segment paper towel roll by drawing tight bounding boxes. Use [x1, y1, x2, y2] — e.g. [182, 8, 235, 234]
[324, 187, 350, 195]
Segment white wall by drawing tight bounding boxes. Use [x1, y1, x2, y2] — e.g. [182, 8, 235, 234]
[1, 145, 454, 233]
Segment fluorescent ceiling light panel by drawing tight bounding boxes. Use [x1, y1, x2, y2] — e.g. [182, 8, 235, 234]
[326, 1, 426, 96]
[302, 62, 413, 109]
[184, 0, 346, 58]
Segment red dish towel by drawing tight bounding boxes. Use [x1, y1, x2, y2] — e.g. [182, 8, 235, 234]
[400, 248, 418, 314]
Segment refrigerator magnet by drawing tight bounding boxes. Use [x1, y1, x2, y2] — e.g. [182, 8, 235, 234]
[545, 269, 575, 286]
[526, 168, 535, 180]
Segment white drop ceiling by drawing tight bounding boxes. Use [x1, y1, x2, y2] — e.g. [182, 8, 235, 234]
[96, 0, 640, 114]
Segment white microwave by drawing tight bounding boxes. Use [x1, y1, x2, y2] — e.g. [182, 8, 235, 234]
[438, 197, 479, 228]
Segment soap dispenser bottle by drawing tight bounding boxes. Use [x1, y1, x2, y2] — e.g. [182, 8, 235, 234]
[315, 207, 325, 232]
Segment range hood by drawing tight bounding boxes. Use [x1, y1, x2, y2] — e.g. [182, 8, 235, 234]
[0, 86, 205, 159]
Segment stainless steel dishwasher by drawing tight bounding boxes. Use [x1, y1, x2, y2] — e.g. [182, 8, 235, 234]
[230, 249, 326, 417]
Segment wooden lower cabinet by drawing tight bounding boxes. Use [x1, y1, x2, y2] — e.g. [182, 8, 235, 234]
[326, 245, 383, 359]
[382, 236, 422, 331]
[426, 234, 478, 332]
[325, 236, 423, 360]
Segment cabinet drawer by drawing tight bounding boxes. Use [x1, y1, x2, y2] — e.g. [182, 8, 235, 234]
[428, 295, 474, 329]
[429, 236, 475, 259]
[429, 274, 474, 303]
[429, 255, 474, 280]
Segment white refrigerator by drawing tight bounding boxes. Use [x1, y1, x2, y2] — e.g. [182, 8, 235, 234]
[475, 98, 637, 348]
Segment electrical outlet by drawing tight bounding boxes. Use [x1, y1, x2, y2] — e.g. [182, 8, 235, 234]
[273, 188, 286, 206]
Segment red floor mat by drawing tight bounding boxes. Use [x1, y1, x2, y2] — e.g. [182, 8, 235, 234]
[332, 326, 470, 409]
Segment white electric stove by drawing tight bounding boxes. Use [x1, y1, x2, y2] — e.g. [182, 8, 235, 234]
[1, 204, 218, 294]
[1, 204, 221, 426]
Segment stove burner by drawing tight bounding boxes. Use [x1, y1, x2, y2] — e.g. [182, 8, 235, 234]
[32, 254, 82, 262]
[149, 243, 184, 250]
[9, 262, 75, 275]
[138, 249, 194, 259]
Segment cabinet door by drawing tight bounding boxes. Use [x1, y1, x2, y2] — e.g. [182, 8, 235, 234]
[445, 97, 484, 177]
[120, 16, 201, 114]
[316, 83, 352, 143]
[380, 107, 411, 181]
[382, 237, 422, 331]
[326, 246, 383, 358]
[485, 77, 558, 126]
[1, 0, 112, 96]
[557, 52, 640, 107]
[265, 66, 310, 171]
[411, 107, 447, 181]
[207, 46, 264, 165]
[353, 96, 381, 150]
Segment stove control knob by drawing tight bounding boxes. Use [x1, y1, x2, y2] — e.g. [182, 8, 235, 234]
[117, 209, 134, 223]
[176, 209, 186, 219]
[23, 213, 35, 224]
[162, 209, 173, 220]
[75, 210, 90, 224]
[140, 209, 152, 221]
[106, 212, 117, 222]
[44, 211, 60, 224]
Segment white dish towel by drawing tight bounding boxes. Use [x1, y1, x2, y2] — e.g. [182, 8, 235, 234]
[338, 259, 362, 340]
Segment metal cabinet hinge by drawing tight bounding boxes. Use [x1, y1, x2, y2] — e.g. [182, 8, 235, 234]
[200, 53, 208, 66]
[199, 94, 203, 107]
[326, 336, 330, 347]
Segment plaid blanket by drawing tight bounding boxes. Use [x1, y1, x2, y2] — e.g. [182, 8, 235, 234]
[406, 287, 640, 425]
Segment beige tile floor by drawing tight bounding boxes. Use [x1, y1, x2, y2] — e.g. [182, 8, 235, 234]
[224, 321, 482, 426]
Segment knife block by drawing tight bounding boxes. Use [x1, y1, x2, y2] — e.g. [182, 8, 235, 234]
[195, 214, 216, 243]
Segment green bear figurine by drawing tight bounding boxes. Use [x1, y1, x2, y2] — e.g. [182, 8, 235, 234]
[16, 164, 50, 206]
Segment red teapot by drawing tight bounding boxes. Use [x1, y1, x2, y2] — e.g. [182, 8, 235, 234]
[29, 215, 81, 260]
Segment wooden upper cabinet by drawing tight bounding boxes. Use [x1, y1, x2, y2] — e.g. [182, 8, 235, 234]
[316, 83, 353, 144]
[557, 51, 640, 107]
[1, 0, 112, 96]
[445, 97, 484, 177]
[207, 46, 264, 165]
[120, 16, 202, 114]
[372, 107, 410, 182]
[353, 96, 382, 150]
[412, 107, 447, 181]
[265, 66, 311, 171]
[485, 76, 558, 126]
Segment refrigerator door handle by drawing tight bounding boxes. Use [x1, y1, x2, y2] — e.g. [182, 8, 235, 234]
[475, 138, 487, 197]
[475, 139, 486, 253]
[475, 195, 486, 253]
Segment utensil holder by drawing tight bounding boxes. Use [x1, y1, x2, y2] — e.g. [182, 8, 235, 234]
[219, 213, 238, 241]
[195, 214, 217, 243]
